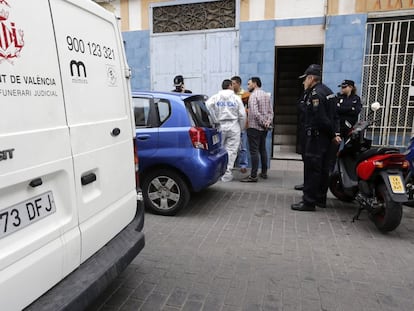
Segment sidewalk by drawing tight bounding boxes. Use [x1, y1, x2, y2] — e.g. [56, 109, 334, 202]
[90, 160, 414, 311]
[270, 158, 303, 172]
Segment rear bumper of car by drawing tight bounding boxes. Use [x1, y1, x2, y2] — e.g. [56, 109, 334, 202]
[190, 148, 228, 191]
[26, 197, 145, 311]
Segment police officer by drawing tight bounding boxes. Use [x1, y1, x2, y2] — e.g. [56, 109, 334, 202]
[293, 90, 309, 191]
[172, 75, 192, 93]
[291, 64, 341, 211]
[336, 79, 362, 138]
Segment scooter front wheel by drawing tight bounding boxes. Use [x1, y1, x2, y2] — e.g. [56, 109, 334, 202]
[329, 172, 356, 202]
[371, 183, 402, 233]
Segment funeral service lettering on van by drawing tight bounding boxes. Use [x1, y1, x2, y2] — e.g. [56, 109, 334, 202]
[0, 75, 58, 96]
[0, 1, 59, 97]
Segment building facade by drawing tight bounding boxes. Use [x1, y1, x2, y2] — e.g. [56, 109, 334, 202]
[95, 0, 414, 152]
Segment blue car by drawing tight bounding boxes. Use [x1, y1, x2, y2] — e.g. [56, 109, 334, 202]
[132, 91, 228, 216]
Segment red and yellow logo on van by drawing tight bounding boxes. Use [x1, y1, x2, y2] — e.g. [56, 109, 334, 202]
[0, 0, 24, 63]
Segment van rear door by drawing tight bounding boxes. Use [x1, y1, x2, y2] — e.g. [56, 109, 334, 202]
[49, 0, 137, 262]
[0, 1, 80, 309]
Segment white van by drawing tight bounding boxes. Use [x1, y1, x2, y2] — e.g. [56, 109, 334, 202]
[0, 0, 145, 309]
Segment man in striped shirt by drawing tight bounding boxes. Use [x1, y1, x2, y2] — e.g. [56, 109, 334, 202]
[240, 77, 273, 182]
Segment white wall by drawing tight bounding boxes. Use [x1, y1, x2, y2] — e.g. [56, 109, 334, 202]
[338, 0, 356, 15]
[275, 0, 326, 19]
[249, 0, 266, 21]
[128, 0, 142, 30]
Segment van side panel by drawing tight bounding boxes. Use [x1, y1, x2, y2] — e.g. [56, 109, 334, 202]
[49, 0, 137, 262]
[0, 0, 80, 309]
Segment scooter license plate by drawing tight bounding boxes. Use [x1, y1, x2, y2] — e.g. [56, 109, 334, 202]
[388, 175, 405, 194]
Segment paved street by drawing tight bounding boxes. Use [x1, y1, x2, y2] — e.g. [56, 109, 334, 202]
[90, 160, 414, 311]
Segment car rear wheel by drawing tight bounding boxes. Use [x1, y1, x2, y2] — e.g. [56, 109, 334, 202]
[142, 169, 190, 216]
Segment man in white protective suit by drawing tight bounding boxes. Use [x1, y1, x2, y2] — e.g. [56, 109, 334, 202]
[206, 79, 247, 182]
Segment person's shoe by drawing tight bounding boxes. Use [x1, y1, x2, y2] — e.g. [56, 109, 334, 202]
[240, 167, 247, 174]
[221, 174, 233, 182]
[259, 172, 268, 179]
[294, 183, 304, 191]
[291, 201, 315, 211]
[315, 200, 327, 208]
[240, 175, 258, 183]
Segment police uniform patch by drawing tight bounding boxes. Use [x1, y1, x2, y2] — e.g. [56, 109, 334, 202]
[312, 99, 319, 107]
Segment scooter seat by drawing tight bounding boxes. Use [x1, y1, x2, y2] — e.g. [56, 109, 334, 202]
[357, 147, 400, 164]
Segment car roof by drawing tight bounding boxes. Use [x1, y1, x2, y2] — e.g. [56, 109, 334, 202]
[131, 90, 206, 101]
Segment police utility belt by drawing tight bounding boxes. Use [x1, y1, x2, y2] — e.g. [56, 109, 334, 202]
[306, 128, 320, 136]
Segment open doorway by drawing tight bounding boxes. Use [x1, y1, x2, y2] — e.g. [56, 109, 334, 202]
[273, 46, 323, 158]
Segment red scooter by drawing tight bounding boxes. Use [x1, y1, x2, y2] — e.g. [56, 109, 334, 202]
[329, 104, 409, 232]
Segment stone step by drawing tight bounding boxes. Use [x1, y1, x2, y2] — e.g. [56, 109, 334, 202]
[274, 124, 297, 135]
[275, 114, 297, 124]
[273, 144, 297, 153]
[274, 105, 297, 115]
[273, 133, 296, 145]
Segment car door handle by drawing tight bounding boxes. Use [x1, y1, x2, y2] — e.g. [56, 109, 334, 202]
[29, 178, 43, 188]
[81, 173, 97, 186]
[137, 134, 150, 140]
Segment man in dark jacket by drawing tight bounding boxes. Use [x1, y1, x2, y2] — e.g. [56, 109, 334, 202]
[291, 64, 341, 211]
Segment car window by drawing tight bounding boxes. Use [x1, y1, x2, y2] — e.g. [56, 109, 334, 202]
[133, 97, 171, 128]
[185, 98, 214, 128]
[133, 97, 150, 127]
[157, 99, 170, 124]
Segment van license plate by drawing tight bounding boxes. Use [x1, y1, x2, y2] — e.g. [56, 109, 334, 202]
[0, 191, 56, 239]
[388, 175, 405, 194]
[212, 134, 219, 145]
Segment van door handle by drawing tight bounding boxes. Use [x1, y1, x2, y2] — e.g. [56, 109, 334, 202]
[111, 128, 121, 136]
[29, 178, 43, 188]
[81, 173, 96, 186]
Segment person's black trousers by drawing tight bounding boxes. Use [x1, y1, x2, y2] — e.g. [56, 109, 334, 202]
[246, 128, 268, 178]
[303, 134, 331, 205]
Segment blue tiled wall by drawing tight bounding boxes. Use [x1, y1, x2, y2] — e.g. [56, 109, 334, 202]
[239, 17, 326, 95]
[239, 20, 275, 95]
[239, 14, 367, 95]
[123, 14, 368, 95]
[122, 31, 151, 91]
[324, 14, 367, 94]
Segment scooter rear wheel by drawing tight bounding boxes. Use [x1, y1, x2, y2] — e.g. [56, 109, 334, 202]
[329, 172, 356, 202]
[371, 183, 403, 233]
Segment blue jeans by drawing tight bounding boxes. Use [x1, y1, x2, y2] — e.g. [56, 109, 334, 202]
[237, 130, 248, 168]
[246, 128, 268, 178]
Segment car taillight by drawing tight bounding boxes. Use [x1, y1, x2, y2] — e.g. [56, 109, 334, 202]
[189, 127, 208, 150]
[133, 139, 140, 188]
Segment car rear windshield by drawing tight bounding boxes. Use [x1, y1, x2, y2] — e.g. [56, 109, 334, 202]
[185, 96, 215, 128]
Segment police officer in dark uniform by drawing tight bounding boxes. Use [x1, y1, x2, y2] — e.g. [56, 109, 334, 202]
[291, 64, 341, 211]
[172, 75, 192, 93]
[293, 90, 309, 191]
[336, 79, 362, 138]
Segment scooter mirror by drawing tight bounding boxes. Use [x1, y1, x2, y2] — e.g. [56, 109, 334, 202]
[371, 102, 381, 111]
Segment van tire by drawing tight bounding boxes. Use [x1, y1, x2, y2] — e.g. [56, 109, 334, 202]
[142, 169, 190, 216]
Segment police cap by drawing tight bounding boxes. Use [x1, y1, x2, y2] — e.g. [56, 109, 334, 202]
[173, 75, 184, 86]
[338, 79, 355, 88]
[299, 64, 322, 79]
